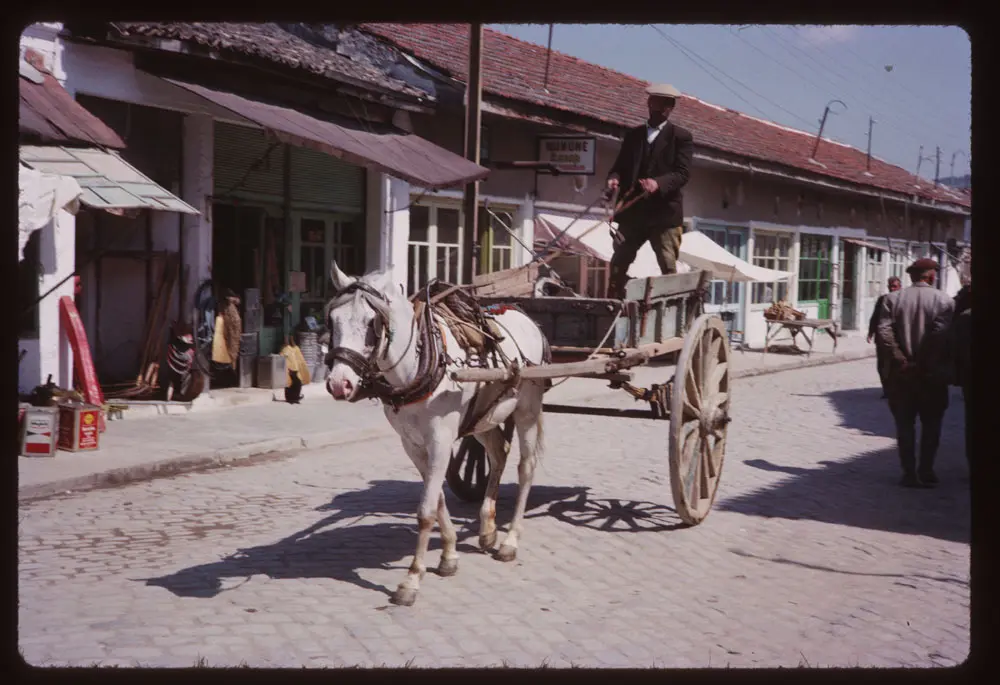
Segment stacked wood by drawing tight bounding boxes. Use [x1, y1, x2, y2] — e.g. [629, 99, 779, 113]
[105, 253, 181, 399]
[764, 300, 806, 322]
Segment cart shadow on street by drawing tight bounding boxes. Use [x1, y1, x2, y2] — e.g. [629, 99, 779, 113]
[140, 480, 588, 600]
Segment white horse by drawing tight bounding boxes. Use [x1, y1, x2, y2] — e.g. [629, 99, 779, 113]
[324, 262, 549, 607]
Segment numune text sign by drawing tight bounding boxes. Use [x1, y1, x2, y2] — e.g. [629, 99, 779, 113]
[537, 135, 596, 175]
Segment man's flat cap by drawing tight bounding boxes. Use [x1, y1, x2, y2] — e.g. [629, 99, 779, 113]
[906, 257, 940, 273]
[646, 83, 681, 99]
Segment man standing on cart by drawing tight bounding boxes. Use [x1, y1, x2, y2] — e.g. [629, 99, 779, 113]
[604, 83, 694, 299]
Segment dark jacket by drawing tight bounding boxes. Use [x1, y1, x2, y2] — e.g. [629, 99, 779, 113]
[607, 121, 693, 229]
[953, 308, 971, 388]
[868, 293, 890, 339]
[876, 283, 955, 385]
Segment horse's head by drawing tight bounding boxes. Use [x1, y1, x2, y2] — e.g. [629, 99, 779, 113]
[324, 261, 397, 401]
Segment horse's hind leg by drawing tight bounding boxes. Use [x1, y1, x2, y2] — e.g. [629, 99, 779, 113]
[497, 385, 545, 563]
[476, 426, 509, 551]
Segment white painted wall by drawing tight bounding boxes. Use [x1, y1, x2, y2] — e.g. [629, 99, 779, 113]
[181, 113, 214, 324]
[366, 172, 411, 290]
[18, 210, 76, 394]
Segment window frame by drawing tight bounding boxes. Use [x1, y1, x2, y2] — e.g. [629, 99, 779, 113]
[750, 230, 792, 305]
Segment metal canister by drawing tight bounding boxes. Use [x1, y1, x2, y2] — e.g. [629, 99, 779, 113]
[20, 406, 59, 457]
[57, 403, 102, 452]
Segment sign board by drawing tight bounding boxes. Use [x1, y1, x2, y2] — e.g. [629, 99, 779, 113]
[537, 135, 597, 175]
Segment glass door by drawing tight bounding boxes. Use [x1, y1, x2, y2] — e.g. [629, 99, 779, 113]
[798, 234, 832, 319]
[697, 223, 748, 339]
[840, 241, 857, 330]
[292, 212, 363, 326]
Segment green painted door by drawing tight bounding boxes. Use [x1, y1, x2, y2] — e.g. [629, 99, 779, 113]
[797, 234, 832, 319]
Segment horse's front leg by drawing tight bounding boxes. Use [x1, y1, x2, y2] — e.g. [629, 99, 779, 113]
[391, 426, 457, 607]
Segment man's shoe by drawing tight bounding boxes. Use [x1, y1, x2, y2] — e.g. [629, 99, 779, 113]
[918, 470, 939, 486]
[900, 473, 921, 488]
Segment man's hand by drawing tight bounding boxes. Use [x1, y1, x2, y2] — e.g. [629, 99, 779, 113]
[638, 178, 659, 194]
[606, 177, 619, 191]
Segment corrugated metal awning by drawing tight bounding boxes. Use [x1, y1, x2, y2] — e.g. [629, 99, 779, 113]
[842, 237, 889, 252]
[19, 57, 126, 149]
[163, 78, 490, 190]
[19, 145, 199, 215]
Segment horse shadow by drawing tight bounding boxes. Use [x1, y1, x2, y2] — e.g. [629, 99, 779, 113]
[141, 480, 589, 600]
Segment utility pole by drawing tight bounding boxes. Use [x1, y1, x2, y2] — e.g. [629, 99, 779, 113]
[461, 23, 483, 284]
[865, 116, 875, 173]
[810, 99, 846, 161]
[950, 150, 967, 181]
[934, 146, 941, 187]
[915, 146, 934, 180]
[542, 24, 554, 92]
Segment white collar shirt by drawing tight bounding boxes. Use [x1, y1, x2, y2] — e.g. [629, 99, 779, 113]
[646, 119, 669, 145]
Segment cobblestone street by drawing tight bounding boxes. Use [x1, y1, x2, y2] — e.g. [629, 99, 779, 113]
[18, 360, 970, 668]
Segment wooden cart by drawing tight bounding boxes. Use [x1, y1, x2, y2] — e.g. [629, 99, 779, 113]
[446, 269, 732, 526]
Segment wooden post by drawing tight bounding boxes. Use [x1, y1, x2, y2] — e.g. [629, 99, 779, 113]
[462, 23, 483, 284]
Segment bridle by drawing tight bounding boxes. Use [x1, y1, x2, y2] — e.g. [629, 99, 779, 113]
[324, 280, 445, 411]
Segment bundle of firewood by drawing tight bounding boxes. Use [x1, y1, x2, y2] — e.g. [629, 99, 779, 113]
[764, 301, 806, 322]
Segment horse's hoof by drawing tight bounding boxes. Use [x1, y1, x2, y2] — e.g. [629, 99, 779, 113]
[496, 544, 517, 562]
[479, 532, 497, 551]
[437, 557, 459, 577]
[390, 587, 418, 607]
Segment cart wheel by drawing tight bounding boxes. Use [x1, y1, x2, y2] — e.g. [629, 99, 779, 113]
[669, 313, 731, 526]
[446, 418, 515, 503]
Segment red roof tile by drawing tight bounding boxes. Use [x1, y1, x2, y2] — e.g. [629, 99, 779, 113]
[362, 23, 969, 210]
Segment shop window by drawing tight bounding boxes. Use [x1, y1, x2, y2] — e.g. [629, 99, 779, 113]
[864, 247, 887, 299]
[477, 207, 515, 275]
[751, 231, 791, 304]
[407, 202, 462, 294]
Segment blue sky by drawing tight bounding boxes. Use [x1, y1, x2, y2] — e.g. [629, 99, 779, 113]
[488, 24, 971, 181]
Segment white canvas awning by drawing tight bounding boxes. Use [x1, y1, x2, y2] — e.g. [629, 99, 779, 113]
[18, 162, 82, 261]
[677, 230, 794, 283]
[535, 213, 792, 283]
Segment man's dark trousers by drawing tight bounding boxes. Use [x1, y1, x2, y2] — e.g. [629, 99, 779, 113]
[887, 374, 949, 477]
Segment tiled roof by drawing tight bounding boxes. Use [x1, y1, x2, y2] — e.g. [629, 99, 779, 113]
[105, 22, 431, 101]
[362, 23, 970, 210]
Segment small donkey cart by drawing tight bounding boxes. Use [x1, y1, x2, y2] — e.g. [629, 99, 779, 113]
[446, 269, 732, 526]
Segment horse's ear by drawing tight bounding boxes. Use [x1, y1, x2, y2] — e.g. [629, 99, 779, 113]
[329, 260, 355, 292]
[371, 270, 394, 295]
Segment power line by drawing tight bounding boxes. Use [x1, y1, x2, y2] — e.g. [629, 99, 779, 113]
[647, 25, 816, 129]
[726, 26, 841, 108]
[787, 25, 964, 135]
[759, 26, 963, 151]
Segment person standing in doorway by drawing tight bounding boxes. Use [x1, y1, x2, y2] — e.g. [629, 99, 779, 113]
[876, 258, 955, 488]
[868, 276, 902, 398]
[604, 83, 694, 299]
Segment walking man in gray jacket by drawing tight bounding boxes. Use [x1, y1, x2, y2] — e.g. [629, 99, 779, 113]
[876, 258, 955, 487]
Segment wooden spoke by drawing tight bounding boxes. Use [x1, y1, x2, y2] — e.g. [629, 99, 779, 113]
[708, 362, 729, 396]
[685, 364, 703, 410]
[699, 439, 712, 499]
[704, 434, 718, 480]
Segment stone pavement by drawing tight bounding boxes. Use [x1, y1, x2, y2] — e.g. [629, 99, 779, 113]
[17, 360, 969, 668]
[18, 332, 873, 501]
